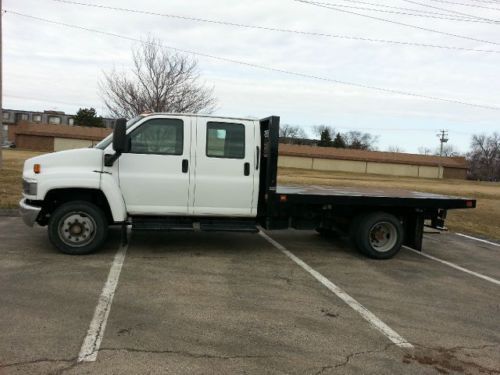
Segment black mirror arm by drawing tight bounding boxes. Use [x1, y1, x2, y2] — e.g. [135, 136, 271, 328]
[104, 151, 122, 167]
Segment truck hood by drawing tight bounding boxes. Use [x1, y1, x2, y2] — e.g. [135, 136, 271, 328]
[23, 148, 104, 179]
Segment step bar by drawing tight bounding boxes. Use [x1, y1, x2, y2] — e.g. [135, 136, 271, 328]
[131, 217, 258, 233]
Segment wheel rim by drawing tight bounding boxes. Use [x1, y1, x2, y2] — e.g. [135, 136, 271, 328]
[58, 211, 97, 247]
[368, 221, 398, 252]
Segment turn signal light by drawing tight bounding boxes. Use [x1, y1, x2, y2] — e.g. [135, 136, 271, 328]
[466, 200, 474, 208]
[33, 164, 41, 174]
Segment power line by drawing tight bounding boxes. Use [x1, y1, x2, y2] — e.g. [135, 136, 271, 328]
[427, 0, 500, 11]
[331, 0, 482, 16]
[290, 0, 497, 23]
[5, 10, 500, 111]
[47, 0, 500, 54]
[467, 0, 500, 4]
[293, 0, 500, 46]
[401, 0, 500, 23]
[309, 0, 499, 23]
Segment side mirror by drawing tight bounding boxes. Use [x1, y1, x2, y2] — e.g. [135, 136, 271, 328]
[113, 118, 127, 153]
[105, 118, 128, 167]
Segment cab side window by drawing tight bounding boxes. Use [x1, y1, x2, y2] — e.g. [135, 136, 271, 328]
[206, 122, 245, 159]
[129, 118, 183, 155]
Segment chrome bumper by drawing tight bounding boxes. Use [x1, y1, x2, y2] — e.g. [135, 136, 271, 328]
[19, 198, 41, 227]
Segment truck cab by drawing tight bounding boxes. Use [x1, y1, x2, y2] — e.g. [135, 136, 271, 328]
[20, 113, 264, 254]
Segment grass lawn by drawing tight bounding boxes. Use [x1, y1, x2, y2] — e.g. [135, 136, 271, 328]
[1, 149, 498, 241]
[0, 149, 43, 209]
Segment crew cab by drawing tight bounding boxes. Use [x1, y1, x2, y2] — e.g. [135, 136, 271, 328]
[20, 114, 476, 259]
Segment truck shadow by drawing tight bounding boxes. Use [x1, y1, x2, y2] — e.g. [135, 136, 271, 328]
[127, 229, 363, 259]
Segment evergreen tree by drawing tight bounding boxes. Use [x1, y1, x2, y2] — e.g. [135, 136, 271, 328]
[318, 129, 333, 147]
[332, 133, 346, 148]
[74, 108, 104, 128]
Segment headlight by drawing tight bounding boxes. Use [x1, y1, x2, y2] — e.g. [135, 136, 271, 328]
[23, 179, 38, 196]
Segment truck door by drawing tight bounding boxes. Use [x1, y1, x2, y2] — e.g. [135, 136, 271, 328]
[191, 118, 257, 216]
[117, 115, 191, 215]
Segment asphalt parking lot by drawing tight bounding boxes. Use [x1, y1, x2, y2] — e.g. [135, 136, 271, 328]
[1, 216, 499, 374]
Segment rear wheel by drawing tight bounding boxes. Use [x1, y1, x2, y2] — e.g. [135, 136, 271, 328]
[353, 212, 403, 259]
[48, 201, 108, 255]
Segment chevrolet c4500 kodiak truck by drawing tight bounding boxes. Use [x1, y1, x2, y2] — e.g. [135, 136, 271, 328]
[20, 114, 476, 259]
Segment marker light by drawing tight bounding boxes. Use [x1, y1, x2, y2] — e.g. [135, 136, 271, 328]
[33, 164, 41, 174]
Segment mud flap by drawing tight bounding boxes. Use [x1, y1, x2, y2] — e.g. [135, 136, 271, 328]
[404, 213, 424, 251]
[121, 223, 128, 246]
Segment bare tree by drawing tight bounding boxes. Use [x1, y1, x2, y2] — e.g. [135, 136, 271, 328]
[279, 124, 308, 144]
[387, 145, 405, 153]
[434, 144, 461, 157]
[418, 146, 432, 155]
[468, 133, 500, 180]
[343, 131, 378, 150]
[279, 124, 307, 139]
[100, 36, 217, 118]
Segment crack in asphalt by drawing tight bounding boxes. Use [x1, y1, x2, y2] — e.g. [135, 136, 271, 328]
[0, 357, 76, 369]
[98, 347, 281, 360]
[312, 343, 398, 375]
[2, 342, 498, 374]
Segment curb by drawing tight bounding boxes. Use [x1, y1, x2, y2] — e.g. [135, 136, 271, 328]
[0, 209, 19, 217]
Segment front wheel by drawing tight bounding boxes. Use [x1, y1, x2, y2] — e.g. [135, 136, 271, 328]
[48, 201, 108, 255]
[353, 212, 403, 259]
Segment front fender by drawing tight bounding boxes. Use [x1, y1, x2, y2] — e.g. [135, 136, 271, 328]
[100, 173, 127, 222]
[38, 170, 100, 199]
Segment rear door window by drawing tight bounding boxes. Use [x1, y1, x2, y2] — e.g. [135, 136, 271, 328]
[206, 122, 245, 159]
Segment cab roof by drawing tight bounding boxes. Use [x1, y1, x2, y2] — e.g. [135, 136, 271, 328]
[139, 112, 259, 122]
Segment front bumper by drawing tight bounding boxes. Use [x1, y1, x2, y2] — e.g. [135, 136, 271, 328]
[19, 198, 41, 227]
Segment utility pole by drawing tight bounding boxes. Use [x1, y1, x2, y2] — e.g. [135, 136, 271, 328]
[436, 129, 449, 178]
[0, 0, 3, 169]
[437, 129, 449, 158]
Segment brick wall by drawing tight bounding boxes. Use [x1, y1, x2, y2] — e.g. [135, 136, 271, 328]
[9, 121, 112, 151]
[16, 134, 54, 152]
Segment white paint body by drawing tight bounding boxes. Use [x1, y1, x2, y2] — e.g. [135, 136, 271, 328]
[22, 114, 261, 222]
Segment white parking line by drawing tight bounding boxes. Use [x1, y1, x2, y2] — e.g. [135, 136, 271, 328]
[78, 230, 130, 362]
[456, 233, 500, 248]
[259, 231, 413, 349]
[403, 246, 500, 287]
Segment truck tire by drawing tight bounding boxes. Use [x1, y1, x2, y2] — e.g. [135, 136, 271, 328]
[48, 201, 108, 255]
[353, 212, 403, 259]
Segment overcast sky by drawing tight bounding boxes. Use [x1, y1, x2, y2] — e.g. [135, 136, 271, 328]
[3, 0, 500, 153]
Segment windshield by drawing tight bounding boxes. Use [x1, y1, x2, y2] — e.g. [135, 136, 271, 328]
[94, 115, 145, 150]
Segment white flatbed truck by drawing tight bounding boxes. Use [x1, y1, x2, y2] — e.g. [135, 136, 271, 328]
[20, 114, 476, 259]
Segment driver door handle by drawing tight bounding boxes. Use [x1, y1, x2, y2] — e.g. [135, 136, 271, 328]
[182, 159, 189, 173]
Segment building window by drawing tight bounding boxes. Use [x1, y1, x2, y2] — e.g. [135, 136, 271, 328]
[2, 112, 9, 120]
[206, 122, 245, 159]
[20, 114, 29, 121]
[68, 118, 74, 126]
[48, 116, 61, 125]
[33, 114, 42, 123]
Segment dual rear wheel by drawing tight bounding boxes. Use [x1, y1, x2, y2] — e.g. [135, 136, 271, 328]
[351, 212, 404, 259]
